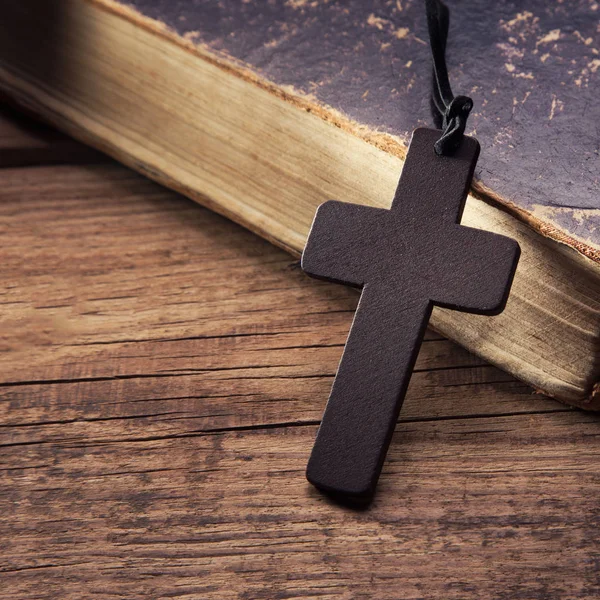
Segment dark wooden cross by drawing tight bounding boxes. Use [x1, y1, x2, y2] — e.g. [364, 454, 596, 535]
[301, 128, 520, 499]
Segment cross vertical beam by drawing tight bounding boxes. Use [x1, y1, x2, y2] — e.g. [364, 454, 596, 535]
[306, 286, 431, 497]
[301, 128, 520, 500]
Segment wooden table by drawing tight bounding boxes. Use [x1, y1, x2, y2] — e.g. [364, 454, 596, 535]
[1, 105, 599, 599]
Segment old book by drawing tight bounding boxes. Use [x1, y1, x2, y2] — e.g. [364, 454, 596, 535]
[0, 0, 598, 407]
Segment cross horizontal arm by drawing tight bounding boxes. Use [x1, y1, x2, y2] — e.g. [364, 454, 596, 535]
[429, 226, 521, 313]
[301, 200, 388, 288]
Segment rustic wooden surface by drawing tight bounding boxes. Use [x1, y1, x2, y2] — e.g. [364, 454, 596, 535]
[1, 105, 599, 599]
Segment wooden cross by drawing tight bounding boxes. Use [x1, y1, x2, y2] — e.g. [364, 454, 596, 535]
[301, 128, 520, 499]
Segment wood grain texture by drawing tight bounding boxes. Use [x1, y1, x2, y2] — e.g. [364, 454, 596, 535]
[2, 111, 600, 599]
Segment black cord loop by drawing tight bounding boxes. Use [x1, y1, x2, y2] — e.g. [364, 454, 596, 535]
[425, 0, 472, 155]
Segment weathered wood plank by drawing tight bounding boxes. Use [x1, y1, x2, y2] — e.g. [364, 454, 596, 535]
[2, 413, 600, 599]
[3, 144, 599, 599]
[0, 162, 553, 431]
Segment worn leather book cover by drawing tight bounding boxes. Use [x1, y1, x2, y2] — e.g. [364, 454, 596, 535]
[120, 0, 600, 261]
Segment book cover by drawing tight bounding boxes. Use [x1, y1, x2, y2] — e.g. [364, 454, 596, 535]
[121, 0, 600, 262]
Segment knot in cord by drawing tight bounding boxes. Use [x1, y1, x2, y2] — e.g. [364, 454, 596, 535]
[436, 94, 473, 155]
[425, 0, 473, 155]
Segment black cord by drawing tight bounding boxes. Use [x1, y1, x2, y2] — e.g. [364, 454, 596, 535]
[425, 0, 473, 155]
